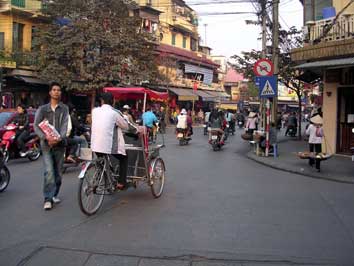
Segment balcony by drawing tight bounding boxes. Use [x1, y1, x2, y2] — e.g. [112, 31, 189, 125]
[292, 14, 354, 62]
[0, 0, 42, 10]
[307, 14, 354, 43]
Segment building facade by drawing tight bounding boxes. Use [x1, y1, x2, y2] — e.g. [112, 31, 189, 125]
[292, 0, 354, 154]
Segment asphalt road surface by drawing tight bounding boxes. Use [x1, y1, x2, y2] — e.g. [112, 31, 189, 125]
[1, 128, 354, 266]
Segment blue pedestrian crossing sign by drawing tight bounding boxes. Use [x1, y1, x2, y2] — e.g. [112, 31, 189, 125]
[258, 76, 277, 98]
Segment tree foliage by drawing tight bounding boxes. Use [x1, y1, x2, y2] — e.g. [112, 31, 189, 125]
[31, 0, 161, 91]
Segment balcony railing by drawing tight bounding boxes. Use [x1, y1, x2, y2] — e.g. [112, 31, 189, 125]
[306, 14, 354, 43]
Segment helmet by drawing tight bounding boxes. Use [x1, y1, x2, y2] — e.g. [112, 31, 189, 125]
[181, 109, 187, 115]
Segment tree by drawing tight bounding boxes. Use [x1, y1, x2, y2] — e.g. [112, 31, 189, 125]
[31, 0, 161, 91]
[231, 26, 305, 140]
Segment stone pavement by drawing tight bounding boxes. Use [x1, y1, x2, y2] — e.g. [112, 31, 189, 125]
[247, 135, 354, 184]
[15, 245, 334, 266]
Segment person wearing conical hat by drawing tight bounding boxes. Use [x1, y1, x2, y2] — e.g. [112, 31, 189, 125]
[245, 111, 258, 137]
[306, 114, 324, 172]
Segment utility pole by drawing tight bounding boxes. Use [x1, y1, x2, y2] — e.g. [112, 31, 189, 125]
[259, 0, 267, 131]
[204, 23, 208, 46]
[271, 0, 279, 123]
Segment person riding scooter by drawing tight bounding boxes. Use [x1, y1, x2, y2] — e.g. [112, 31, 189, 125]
[208, 109, 225, 145]
[285, 112, 297, 137]
[13, 104, 30, 157]
[176, 109, 191, 138]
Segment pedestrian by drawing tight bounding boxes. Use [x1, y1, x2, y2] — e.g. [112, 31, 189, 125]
[34, 82, 69, 210]
[245, 111, 257, 136]
[305, 114, 324, 172]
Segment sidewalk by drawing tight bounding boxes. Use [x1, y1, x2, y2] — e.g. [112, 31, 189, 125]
[247, 135, 354, 184]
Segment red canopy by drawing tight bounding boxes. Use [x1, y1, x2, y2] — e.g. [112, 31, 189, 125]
[103, 87, 168, 101]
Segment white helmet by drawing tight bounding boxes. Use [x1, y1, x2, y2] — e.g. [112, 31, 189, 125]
[181, 109, 187, 115]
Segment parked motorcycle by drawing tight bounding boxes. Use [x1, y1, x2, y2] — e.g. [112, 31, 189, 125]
[0, 124, 41, 163]
[176, 128, 190, 146]
[210, 130, 223, 151]
[0, 150, 10, 193]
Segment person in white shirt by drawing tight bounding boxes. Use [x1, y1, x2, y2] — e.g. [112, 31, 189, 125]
[91, 93, 130, 189]
[176, 109, 188, 129]
[305, 114, 324, 172]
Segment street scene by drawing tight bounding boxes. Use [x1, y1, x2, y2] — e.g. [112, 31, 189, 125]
[1, 0, 354, 265]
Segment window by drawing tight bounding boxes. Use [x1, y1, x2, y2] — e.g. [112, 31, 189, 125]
[172, 34, 176, 46]
[183, 36, 187, 48]
[12, 22, 24, 52]
[190, 38, 197, 51]
[11, 0, 25, 8]
[0, 33, 4, 50]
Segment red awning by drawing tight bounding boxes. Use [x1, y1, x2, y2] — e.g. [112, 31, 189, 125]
[103, 87, 168, 101]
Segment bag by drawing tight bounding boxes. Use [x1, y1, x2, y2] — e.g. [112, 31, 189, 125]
[315, 127, 323, 137]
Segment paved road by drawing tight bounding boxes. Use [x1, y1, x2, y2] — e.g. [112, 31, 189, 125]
[1, 128, 354, 266]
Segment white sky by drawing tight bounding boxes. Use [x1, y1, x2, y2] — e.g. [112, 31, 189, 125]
[185, 0, 304, 58]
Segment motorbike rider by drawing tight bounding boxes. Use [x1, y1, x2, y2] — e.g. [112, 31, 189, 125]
[176, 109, 190, 138]
[208, 109, 225, 145]
[156, 106, 166, 134]
[14, 104, 30, 157]
[236, 112, 245, 128]
[225, 110, 235, 133]
[66, 105, 88, 163]
[142, 106, 158, 141]
[285, 112, 298, 136]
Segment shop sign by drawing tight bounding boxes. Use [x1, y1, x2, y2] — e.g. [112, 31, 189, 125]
[0, 60, 16, 68]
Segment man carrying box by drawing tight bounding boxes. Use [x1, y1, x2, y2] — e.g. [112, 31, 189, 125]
[34, 82, 69, 211]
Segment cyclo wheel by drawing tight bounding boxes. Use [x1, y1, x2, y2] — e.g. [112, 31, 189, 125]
[78, 161, 106, 216]
[150, 157, 165, 198]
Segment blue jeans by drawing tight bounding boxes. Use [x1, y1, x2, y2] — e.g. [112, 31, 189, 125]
[42, 144, 65, 202]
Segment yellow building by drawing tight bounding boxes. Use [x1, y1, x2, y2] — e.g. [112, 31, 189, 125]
[0, 0, 48, 107]
[136, 0, 224, 110]
[292, 0, 354, 154]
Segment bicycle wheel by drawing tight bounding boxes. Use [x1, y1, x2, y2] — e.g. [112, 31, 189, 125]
[150, 158, 165, 198]
[0, 166, 10, 192]
[78, 162, 106, 216]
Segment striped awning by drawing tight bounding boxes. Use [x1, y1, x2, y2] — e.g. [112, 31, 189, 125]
[184, 64, 213, 85]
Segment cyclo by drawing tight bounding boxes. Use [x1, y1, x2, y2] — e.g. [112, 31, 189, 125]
[77, 87, 168, 216]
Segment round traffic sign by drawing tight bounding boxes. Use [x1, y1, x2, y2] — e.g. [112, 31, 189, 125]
[253, 59, 274, 76]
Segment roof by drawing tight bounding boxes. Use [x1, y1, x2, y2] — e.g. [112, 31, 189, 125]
[224, 69, 244, 83]
[295, 57, 354, 69]
[156, 44, 219, 68]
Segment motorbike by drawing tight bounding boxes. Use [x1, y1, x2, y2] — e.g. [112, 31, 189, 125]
[176, 128, 190, 146]
[210, 129, 223, 151]
[228, 120, 235, 135]
[286, 125, 297, 137]
[0, 124, 41, 163]
[0, 150, 10, 193]
[203, 122, 209, 136]
[237, 120, 244, 129]
[351, 128, 354, 162]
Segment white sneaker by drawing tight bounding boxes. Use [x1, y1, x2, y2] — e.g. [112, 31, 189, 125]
[44, 201, 52, 210]
[20, 151, 27, 157]
[52, 197, 61, 204]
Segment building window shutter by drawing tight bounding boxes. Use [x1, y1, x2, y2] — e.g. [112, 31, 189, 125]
[183, 37, 187, 48]
[172, 34, 176, 46]
[0, 33, 4, 50]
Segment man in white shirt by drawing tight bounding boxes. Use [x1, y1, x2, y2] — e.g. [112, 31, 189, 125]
[91, 93, 129, 189]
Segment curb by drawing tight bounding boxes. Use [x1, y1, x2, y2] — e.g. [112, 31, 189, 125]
[246, 152, 354, 184]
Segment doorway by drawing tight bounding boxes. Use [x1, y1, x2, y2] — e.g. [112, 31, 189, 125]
[337, 87, 354, 154]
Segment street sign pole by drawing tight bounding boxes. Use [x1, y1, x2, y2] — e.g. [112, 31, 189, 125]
[265, 99, 270, 157]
